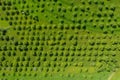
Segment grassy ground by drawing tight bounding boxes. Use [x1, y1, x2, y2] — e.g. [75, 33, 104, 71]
[0, 0, 120, 80]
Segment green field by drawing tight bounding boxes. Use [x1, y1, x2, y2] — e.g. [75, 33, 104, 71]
[0, 0, 120, 80]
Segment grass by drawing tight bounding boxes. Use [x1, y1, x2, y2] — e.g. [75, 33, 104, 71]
[109, 68, 120, 80]
[0, 0, 120, 80]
